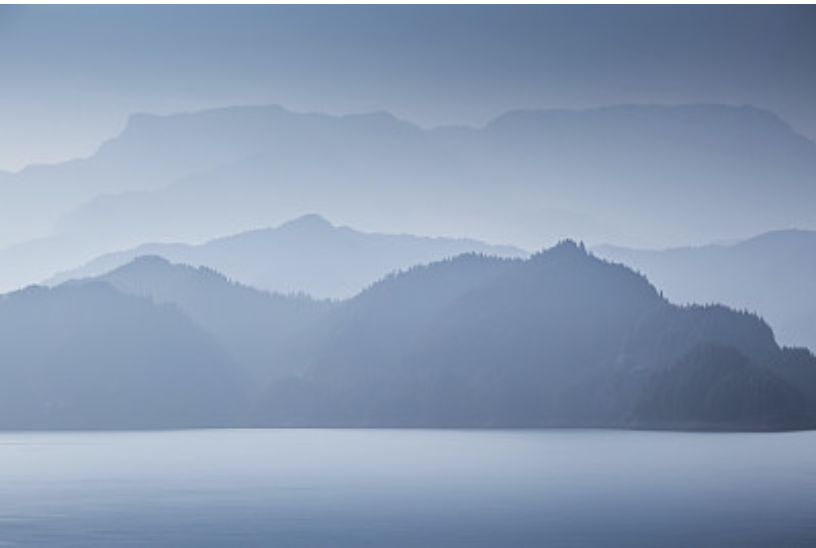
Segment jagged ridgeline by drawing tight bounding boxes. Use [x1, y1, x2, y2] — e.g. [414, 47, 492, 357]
[0, 242, 814, 431]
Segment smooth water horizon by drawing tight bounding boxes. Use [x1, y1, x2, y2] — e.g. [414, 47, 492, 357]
[1, 428, 815, 547]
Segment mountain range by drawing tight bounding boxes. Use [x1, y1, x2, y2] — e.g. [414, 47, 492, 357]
[2, 102, 815, 292]
[48, 214, 525, 299]
[48, 222, 816, 356]
[1, 242, 814, 431]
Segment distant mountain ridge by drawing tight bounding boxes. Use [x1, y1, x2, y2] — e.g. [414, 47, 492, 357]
[58, 103, 816, 248]
[48, 214, 526, 298]
[2, 102, 815, 292]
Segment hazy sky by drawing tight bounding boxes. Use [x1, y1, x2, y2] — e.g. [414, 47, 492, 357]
[1, 5, 815, 170]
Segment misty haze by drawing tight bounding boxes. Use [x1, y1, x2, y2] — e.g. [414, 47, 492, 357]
[1, 4, 815, 547]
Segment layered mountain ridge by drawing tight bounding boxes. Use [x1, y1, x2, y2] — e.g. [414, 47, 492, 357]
[1, 241, 813, 431]
[2, 102, 815, 292]
[48, 214, 525, 299]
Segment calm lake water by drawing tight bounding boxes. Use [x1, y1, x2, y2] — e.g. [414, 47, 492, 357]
[0, 429, 814, 547]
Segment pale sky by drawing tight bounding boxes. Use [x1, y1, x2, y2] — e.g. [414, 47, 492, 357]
[1, 5, 815, 171]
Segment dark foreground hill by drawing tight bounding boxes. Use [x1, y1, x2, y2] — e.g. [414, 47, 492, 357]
[258, 242, 816, 431]
[1, 242, 814, 431]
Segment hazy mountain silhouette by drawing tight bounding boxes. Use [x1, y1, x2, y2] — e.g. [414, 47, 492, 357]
[259, 242, 816, 431]
[57, 104, 816, 249]
[594, 229, 816, 352]
[2, 241, 815, 431]
[49, 214, 525, 298]
[0, 106, 459, 251]
[0, 282, 244, 429]
[92, 255, 334, 381]
[2, 103, 815, 292]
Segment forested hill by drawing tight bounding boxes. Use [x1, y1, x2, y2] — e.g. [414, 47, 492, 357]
[1, 241, 814, 431]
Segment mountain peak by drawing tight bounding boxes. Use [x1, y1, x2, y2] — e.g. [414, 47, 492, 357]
[117, 254, 173, 271]
[109, 254, 232, 282]
[277, 214, 334, 232]
[532, 239, 589, 260]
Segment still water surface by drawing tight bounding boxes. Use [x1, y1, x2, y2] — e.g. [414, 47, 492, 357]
[0, 429, 815, 547]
